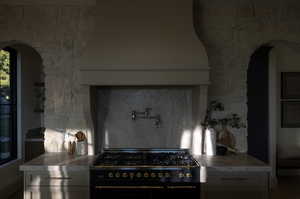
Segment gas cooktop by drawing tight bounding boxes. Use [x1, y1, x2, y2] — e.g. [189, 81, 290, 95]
[90, 148, 201, 199]
[93, 148, 199, 168]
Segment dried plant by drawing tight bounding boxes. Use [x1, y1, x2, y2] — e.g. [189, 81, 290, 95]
[203, 101, 246, 129]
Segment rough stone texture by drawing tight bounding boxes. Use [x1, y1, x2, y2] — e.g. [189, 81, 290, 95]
[1, 0, 300, 154]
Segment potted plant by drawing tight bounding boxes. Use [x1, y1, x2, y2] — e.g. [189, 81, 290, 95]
[202, 101, 246, 155]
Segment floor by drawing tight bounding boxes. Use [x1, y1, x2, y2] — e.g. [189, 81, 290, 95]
[8, 177, 300, 199]
[271, 176, 300, 199]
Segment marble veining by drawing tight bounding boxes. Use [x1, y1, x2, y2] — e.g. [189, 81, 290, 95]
[95, 87, 194, 152]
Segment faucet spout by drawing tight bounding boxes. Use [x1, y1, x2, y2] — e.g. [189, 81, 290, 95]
[130, 108, 161, 128]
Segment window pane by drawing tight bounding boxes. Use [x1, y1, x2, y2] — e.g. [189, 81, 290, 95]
[0, 106, 12, 160]
[0, 50, 11, 105]
[0, 48, 15, 164]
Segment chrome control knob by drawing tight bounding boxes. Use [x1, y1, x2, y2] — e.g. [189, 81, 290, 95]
[151, 173, 156, 178]
[108, 172, 114, 178]
[158, 173, 163, 178]
[144, 172, 149, 178]
[122, 173, 128, 178]
[178, 173, 184, 178]
[165, 173, 170, 178]
[186, 173, 192, 178]
[115, 172, 120, 178]
[129, 173, 134, 178]
[136, 172, 142, 178]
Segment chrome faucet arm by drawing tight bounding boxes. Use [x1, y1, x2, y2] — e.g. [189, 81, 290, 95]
[131, 108, 161, 128]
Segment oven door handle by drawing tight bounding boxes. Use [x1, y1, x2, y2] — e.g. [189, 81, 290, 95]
[95, 186, 164, 189]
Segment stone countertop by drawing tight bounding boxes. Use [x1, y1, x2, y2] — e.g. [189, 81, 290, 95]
[20, 152, 271, 173]
[20, 152, 96, 171]
[194, 153, 271, 172]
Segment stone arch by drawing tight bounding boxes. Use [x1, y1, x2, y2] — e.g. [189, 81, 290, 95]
[1, 40, 45, 159]
[246, 40, 300, 186]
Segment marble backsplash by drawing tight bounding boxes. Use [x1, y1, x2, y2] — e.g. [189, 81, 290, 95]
[95, 87, 195, 152]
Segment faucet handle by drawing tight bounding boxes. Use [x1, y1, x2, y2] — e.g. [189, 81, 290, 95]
[154, 115, 161, 128]
[144, 108, 152, 117]
[131, 111, 136, 120]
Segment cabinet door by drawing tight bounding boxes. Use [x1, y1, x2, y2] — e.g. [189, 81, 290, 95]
[202, 171, 269, 199]
[25, 186, 89, 199]
[26, 171, 88, 186]
[202, 188, 268, 199]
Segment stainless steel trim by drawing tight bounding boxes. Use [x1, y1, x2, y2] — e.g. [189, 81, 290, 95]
[220, 177, 248, 181]
[93, 165, 198, 168]
[167, 186, 197, 189]
[45, 177, 72, 180]
[95, 186, 164, 189]
[102, 148, 190, 153]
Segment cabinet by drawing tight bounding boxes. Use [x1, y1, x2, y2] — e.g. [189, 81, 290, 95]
[24, 170, 89, 199]
[202, 170, 269, 199]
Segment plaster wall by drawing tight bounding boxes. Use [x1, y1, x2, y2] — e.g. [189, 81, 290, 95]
[1, 0, 300, 177]
[275, 45, 300, 160]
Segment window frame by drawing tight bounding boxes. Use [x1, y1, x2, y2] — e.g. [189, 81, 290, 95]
[0, 47, 18, 165]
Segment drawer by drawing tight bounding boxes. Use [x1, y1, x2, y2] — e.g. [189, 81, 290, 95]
[26, 171, 88, 186]
[204, 171, 268, 189]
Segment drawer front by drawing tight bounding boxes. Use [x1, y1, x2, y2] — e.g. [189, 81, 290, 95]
[26, 171, 88, 186]
[25, 186, 89, 199]
[205, 171, 268, 189]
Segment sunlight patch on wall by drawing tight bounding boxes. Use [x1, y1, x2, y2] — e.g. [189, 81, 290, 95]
[192, 125, 202, 155]
[104, 129, 109, 148]
[180, 130, 192, 149]
[44, 128, 93, 154]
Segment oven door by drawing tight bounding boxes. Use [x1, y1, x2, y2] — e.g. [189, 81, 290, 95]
[93, 185, 161, 199]
[161, 184, 201, 198]
[91, 183, 200, 199]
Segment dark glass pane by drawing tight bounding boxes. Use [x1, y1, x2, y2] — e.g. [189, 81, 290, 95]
[0, 110, 11, 160]
[0, 48, 15, 163]
[0, 49, 11, 105]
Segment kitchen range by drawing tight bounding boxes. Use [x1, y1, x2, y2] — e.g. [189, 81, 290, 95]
[90, 148, 201, 199]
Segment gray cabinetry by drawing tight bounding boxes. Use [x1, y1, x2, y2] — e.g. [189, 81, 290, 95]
[202, 170, 269, 199]
[24, 171, 89, 199]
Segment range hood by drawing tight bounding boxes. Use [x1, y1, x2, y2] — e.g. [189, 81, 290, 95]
[78, 0, 210, 85]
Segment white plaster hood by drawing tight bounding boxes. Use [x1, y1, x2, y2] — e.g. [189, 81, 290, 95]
[78, 0, 209, 85]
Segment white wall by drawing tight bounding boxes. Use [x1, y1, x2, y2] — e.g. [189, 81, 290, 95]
[276, 44, 300, 160]
[1, 0, 300, 166]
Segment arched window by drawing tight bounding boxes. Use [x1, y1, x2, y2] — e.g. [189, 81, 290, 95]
[0, 47, 18, 165]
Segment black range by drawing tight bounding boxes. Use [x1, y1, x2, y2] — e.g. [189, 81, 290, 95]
[90, 148, 201, 199]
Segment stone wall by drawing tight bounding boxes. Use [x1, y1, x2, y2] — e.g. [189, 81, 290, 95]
[1, 0, 300, 155]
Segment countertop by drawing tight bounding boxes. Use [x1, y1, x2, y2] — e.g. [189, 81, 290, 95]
[20, 152, 96, 171]
[20, 153, 271, 183]
[194, 154, 271, 172]
[20, 152, 271, 172]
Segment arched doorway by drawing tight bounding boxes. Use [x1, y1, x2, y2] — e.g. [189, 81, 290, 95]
[0, 42, 44, 198]
[247, 41, 300, 186]
[247, 45, 273, 164]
